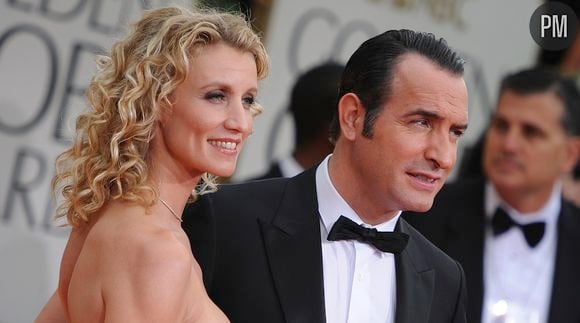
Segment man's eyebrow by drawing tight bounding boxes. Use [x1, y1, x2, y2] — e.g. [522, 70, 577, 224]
[402, 108, 442, 119]
[402, 108, 468, 130]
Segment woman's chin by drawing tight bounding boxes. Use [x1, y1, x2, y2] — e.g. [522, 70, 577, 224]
[209, 166, 236, 178]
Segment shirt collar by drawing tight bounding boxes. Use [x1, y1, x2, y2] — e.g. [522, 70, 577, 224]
[485, 181, 562, 225]
[315, 154, 401, 235]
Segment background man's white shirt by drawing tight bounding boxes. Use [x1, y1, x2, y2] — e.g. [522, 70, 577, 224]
[482, 182, 560, 323]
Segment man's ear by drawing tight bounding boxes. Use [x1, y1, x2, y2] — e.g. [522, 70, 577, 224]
[337, 93, 364, 141]
[562, 137, 580, 173]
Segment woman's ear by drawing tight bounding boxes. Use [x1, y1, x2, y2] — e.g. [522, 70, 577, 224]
[156, 95, 174, 126]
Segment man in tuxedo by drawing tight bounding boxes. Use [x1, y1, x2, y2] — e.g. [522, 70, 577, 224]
[248, 62, 344, 181]
[404, 68, 580, 323]
[184, 29, 469, 322]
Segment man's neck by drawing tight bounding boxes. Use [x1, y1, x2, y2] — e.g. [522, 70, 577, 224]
[495, 183, 557, 214]
[328, 151, 399, 226]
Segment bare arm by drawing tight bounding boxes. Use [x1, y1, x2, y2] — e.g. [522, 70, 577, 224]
[35, 226, 88, 323]
[35, 291, 67, 323]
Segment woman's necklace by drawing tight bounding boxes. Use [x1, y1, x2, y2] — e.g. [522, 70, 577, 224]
[159, 198, 182, 222]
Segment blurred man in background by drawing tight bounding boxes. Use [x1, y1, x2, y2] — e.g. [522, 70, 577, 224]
[248, 62, 344, 180]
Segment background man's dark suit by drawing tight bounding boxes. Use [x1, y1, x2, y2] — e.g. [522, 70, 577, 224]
[249, 162, 283, 181]
[184, 168, 468, 323]
[244, 63, 345, 183]
[404, 178, 580, 323]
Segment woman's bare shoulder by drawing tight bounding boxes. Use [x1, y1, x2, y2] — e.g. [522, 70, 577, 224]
[88, 207, 194, 273]
[90, 211, 202, 321]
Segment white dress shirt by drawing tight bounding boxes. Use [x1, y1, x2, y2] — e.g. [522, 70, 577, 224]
[316, 155, 400, 323]
[482, 182, 560, 323]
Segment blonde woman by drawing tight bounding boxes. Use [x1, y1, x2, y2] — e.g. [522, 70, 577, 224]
[35, 6, 268, 322]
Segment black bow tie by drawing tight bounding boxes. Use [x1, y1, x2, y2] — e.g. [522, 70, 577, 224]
[491, 207, 545, 248]
[327, 215, 409, 253]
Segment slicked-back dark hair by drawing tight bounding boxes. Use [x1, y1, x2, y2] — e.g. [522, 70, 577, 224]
[499, 67, 580, 136]
[329, 29, 465, 143]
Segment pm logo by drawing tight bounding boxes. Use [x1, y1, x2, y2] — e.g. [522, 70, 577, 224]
[541, 14, 567, 38]
[530, 2, 578, 51]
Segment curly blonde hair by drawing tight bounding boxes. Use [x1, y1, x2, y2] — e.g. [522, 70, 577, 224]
[53, 6, 269, 227]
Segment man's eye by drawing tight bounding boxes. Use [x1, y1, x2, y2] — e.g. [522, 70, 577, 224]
[492, 120, 508, 133]
[523, 125, 542, 138]
[412, 119, 429, 127]
[452, 129, 465, 138]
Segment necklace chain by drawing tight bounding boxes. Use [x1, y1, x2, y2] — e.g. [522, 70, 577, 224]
[159, 198, 182, 223]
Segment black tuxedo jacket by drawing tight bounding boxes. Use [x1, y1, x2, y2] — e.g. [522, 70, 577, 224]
[183, 168, 468, 323]
[403, 178, 580, 323]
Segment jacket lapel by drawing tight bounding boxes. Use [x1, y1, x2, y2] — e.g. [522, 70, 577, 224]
[547, 200, 580, 323]
[394, 219, 434, 323]
[258, 168, 326, 323]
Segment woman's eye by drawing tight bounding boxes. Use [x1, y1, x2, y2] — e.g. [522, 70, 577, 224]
[242, 96, 255, 108]
[205, 91, 226, 103]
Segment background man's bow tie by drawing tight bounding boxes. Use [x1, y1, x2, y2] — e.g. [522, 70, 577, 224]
[491, 207, 545, 248]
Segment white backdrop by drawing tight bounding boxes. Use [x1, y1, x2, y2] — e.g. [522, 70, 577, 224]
[0, 0, 539, 322]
